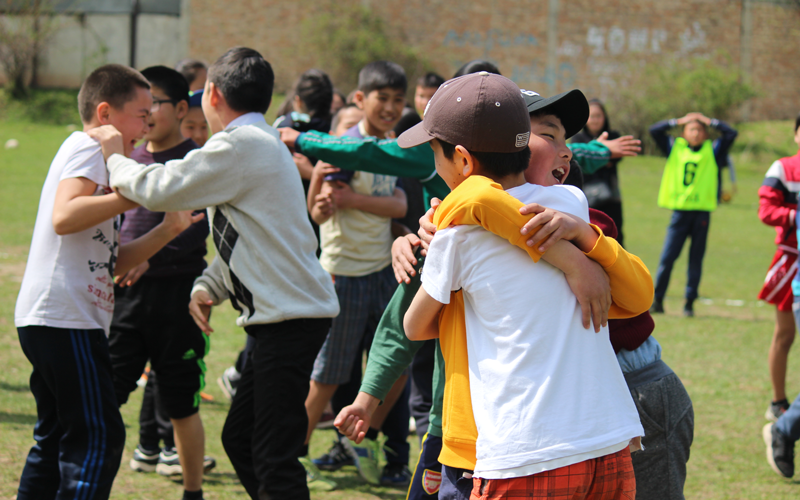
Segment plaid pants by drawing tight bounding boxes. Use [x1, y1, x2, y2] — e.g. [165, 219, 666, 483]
[470, 447, 636, 500]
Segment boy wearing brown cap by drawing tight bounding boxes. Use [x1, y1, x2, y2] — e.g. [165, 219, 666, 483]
[401, 73, 643, 499]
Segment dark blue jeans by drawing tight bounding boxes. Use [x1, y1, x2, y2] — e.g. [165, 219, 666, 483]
[17, 326, 126, 500]
[654, 210, 711, 302]
[776, 298, 800, 441]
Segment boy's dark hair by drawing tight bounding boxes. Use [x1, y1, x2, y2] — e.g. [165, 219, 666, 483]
[141, 66, 190, 105]
[295, 69, 333, 118]
[795, 113, 800, 133]
[77, 64, 150, 124]
[175, 58, 207, 85]
[417, 72, 445, 89]
[438, 139, 531, 178]
[453, 60, 501, 78]
[331, 103, 359, 132]
[357, 61, 407, 94]
[207, 47, 274, 114]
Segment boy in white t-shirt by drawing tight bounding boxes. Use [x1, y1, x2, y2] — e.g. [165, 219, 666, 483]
[400, 73, 643, 499]
[14, 64, 203, 500]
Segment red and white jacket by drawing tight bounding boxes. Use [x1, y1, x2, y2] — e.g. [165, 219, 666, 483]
[759, 152, 800, 247]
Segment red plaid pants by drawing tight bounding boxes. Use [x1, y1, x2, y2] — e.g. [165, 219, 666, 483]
[470, 447, 636, 500]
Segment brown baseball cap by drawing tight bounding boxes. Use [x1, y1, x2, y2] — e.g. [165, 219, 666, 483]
[397, 72, 530, 153]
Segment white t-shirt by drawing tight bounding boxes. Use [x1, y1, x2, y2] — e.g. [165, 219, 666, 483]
[422, 183, 643, 478]
[15, 132, 120, 332]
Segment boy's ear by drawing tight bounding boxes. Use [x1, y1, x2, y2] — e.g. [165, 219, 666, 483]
[353, 90, 366, 110]
[175, 100, 189, 121]
[96, 102, 111, 125]
[208, 82, 221, 108]
[455, 145, 475, 177]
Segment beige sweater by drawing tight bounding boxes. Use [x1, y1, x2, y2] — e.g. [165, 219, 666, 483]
[107, 116, 339, 327]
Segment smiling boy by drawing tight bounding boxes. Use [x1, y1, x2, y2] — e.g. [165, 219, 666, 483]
[90, 48, 340, 500]
[401, 72, 643, 499]
[14, 64, 202, 500]
[106, 66, 214, 500]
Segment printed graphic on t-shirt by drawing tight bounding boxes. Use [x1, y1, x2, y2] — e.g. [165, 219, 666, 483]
[86, 202, 120, 314]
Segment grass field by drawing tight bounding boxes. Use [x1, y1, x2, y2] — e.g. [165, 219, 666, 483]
[1, 118, 799, 499]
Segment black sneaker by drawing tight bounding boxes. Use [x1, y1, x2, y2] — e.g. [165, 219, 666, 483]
[763, 423, 795, 478]
[766, 399, 791, 422]
[683, 300, 694, 317]
[129, 445, 160, 473]
[312, 440, 355, 471]
[650, 299, 664, 314]
[381, 463, 412, 487]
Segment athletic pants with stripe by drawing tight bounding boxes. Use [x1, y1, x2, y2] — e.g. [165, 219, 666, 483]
[17, 326, 125, 500]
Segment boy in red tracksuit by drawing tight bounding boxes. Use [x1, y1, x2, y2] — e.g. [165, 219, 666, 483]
[758, 113, 800, 422]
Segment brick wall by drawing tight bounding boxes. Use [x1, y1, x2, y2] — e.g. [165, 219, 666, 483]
[187, 0, 800, 120]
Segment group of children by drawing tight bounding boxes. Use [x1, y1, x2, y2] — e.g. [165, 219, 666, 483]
[14, 44, 732, 500]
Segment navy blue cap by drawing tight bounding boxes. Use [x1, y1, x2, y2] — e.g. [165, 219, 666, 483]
[188, 89, 204, 108]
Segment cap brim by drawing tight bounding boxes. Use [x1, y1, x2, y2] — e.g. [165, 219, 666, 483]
[397, 121, 436, 149]
[525, 89, 589, 139]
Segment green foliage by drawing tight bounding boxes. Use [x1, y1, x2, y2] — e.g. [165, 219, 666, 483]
[0, 88, 81, 125]
[606, 56, 758, 155]
[296, 4, 430, 94]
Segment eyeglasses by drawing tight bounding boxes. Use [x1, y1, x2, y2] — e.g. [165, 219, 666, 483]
[151, 99, 177, 113]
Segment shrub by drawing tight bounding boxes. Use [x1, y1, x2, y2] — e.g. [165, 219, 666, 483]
[604, 56, 757, 155]
[0, 88, 81, 125]
[294, 4, 431, 95]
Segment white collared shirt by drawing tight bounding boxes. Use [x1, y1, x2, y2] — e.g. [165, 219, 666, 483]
[226, 112, 266, 130]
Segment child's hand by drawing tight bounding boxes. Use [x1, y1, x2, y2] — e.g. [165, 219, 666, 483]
[293, 153, 315, 180]
[329, 181, 355, 209]
[312, 193, 335, 218]
[162, 210, 206, 237]
[334, 392, 380, 444]
[564, 259, 611, 332]
[392, 234, 422, 284]
[417, 197, 441, 256]
[596, 132, 642, 159]
[115, 260, 149, 288]
[311, 161, 340, 180]
[86, 125, 125, 161]
[278, 127, 301, 150]
[189, 289, 214, 333]
[519, 204, 594, 252]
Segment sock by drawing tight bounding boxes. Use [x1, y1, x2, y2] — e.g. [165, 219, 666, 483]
[183, 489, 203, 500]
[301, 444, 309, 457]
[365, 427, 379, 441]
[773, 398, 789, 405]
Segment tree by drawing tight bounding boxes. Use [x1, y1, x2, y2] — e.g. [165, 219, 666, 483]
[0, 0, 56, 99]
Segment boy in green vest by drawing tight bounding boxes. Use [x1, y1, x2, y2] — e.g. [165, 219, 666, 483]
[650, 112, 738, 316]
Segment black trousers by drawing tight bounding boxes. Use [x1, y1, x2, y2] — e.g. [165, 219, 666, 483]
[17, 326, 126, 500]
[222, 318, 331, 500]
[138, 371, 175, 451]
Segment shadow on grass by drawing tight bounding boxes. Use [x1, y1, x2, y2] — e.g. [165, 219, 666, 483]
[0, 411, 36, 424]
[327, 474, 409, 499]
[0, 382, 29, 392]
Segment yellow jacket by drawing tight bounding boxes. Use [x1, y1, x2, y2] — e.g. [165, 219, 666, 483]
[431, 175, 654, 469]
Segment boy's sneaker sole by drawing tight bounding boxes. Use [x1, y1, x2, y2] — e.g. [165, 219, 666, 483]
[763, 423, 794, 478]
[155, 451, 217, 476]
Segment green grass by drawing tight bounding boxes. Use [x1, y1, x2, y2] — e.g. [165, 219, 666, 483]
[1, 119, 800, 498]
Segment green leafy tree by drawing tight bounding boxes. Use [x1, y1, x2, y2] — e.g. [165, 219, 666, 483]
[0, 0, 57, 99]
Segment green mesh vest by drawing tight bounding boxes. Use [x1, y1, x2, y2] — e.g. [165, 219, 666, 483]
[657, 137, 718, 211]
